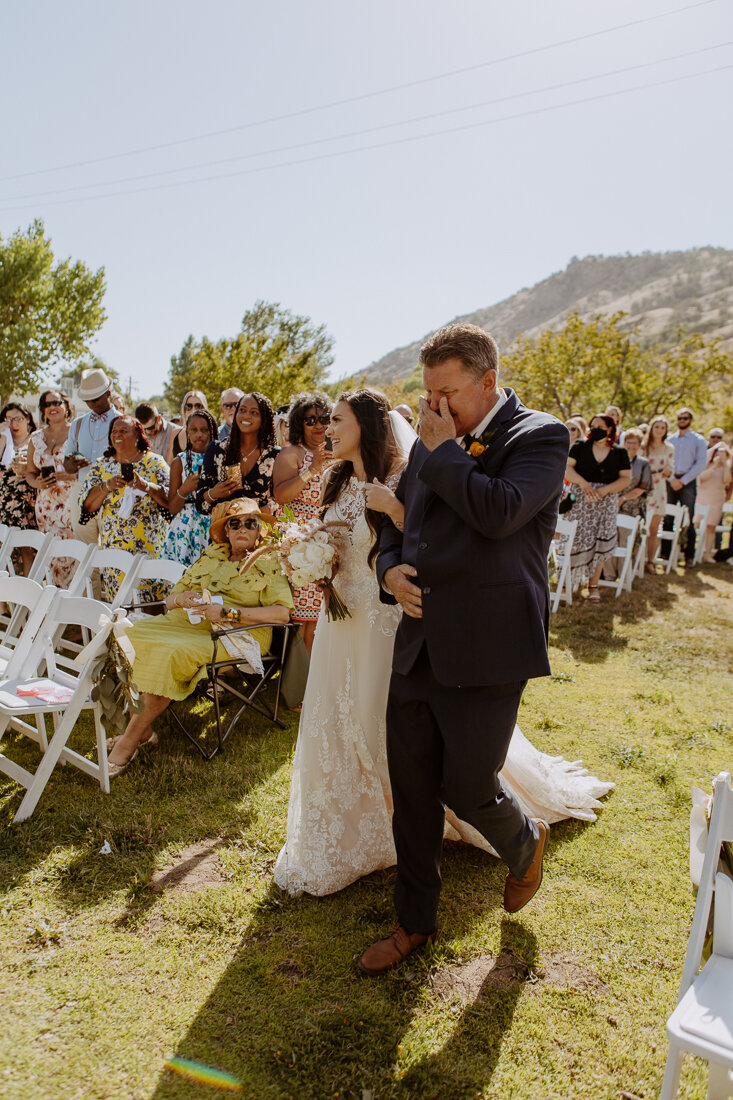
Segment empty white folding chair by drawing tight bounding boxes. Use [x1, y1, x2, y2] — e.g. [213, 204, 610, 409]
[661, 772, 733, 1099]
[0, 528, 52, 576]
[124, 555, 186, 610]
[0, 591, 111, 824]
[28, 536, 95, 589]
[715, 502, 733, 551]
[655, 503, 688, 573]
[67, 546, 142, 609]
[632, 515, 650, 582]
[0, 575, 58, 678]
[693, 503, 711, 566]
[598, 514, 640, 597]
[549, 517, 577, 612]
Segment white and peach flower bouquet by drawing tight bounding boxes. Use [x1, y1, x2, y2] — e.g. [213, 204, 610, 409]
[277, 517, 351, 621]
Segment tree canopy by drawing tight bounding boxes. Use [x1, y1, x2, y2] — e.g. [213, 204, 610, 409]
[165, 301, 334, 411]
[0, 219, 106, 400]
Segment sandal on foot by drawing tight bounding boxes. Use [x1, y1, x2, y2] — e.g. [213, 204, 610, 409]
[108, 749, 138, 779]
[586, 585, 601, 602]
[645, 562, 657, 575]
[106, 731, 158, 752]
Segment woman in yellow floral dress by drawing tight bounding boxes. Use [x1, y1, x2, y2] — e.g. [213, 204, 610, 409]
[106, 497, 293, 776]
[80, 416, 170, 601]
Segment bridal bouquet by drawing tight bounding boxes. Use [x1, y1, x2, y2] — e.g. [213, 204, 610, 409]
[276, 518, 351, 621]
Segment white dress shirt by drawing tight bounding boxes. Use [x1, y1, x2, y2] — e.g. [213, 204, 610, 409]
[457, 388, 507, 448]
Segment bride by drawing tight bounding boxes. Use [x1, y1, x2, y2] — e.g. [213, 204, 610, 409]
[273, 389, 612, 897]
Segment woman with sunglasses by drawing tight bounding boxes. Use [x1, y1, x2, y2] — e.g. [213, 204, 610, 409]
[272, 391, 333, 656]
[166, 390, 209, 465]
[25, 391, 78, 586]
[105, 497, 293, 777]
[0, 402, 39, 573]
[195, 392, 279, 517]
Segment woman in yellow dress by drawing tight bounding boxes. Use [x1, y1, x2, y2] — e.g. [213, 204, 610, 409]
[106, 497, 293, 777]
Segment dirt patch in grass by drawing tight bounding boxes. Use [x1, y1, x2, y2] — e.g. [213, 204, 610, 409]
[430, 952, 607, 1002]
[148, 838, 224, 895]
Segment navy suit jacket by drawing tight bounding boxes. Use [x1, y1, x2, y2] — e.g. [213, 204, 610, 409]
[377, 389, 569, 687]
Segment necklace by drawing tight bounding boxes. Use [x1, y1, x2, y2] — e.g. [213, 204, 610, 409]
[88, 411, 111, 442]
[240, 445, 260, 467]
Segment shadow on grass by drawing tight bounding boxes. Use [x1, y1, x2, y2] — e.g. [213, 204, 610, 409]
[0, 690, 297, 913]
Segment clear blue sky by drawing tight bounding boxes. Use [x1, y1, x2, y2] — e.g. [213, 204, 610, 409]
[2, 0, 732, 399]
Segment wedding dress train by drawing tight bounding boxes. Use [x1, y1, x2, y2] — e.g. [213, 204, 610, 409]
[273, 475, 613, 898]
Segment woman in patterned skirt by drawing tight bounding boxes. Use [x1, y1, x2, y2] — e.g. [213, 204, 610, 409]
[162, 409, 217, 566]
[273, 392, 333, 656]
[0, 402, 38, 574]
[642, 416, 675, 573]
[25, 390, 78, 587]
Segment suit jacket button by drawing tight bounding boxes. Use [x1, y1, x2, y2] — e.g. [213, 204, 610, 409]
[418, 542, 428, 550]
[423, 586, 431, 595]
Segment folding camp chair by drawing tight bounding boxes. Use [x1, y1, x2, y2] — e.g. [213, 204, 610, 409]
[661, 772, 733, 1098]
[167, 621, 298, 760]
[549, 517, 577, 612]
[0, 591, 111, 823]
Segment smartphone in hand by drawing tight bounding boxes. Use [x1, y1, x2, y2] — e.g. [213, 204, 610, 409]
[120, 462, 134, 483]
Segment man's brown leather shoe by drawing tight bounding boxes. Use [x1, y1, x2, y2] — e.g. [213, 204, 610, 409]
[503, 821, 549, 913]
[358, 921, 435, 976]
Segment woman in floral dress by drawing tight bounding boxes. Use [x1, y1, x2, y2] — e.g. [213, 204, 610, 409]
[162, 410, 217, 566]
[80, 416, 170, 601]
[642, 416, 675, 573]
[195, 392, 279, 516]
[0, 402, 38, 574]
[25, 390, 78, 587]
[273, 391, 333, 656]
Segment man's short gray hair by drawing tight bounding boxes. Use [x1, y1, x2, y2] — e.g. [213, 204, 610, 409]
[420, 323, 499, 381]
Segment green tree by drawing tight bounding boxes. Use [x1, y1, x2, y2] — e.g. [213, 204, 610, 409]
[0, 219, 106, 400]
[165, 301, 334, 411]
[501, 310, 732, 423]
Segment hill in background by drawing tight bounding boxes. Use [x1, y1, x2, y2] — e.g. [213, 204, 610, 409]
[363, 247, 733, 384]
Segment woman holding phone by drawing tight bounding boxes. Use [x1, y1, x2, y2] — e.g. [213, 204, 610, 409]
[25, 391, 79, 586]
[80, 416, 170, 601]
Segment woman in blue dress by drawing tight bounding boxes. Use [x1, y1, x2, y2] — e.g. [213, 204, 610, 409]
[162, 410, 218, 566]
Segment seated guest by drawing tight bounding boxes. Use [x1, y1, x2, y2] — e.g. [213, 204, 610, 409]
[195, 392, 279, 516]
[135, 403, 178, 459]
[106, 498, 294, 777]
[80, 416, 170, 601]
[162, 409, 217, 566]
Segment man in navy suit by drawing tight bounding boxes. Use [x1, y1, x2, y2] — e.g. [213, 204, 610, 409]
[359, 323, 569, 976]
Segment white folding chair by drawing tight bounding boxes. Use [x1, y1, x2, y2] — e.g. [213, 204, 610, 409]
[67, 546, 142, 609]
[661, 772, 733, 1099]
[598, 514, 640, 597]
[632, 515, 650, 582]
[549, 517, 577, 612]
[715, 502, 733, 552]
[0, 575, 58, 677]
[0, 528, 52, 576]
[693, 504, 711, 566]
[125, 555, 186, 609]
[28, 536, 95, 588]
[0, 591, 111, 824]
[656, 504, 689, 573]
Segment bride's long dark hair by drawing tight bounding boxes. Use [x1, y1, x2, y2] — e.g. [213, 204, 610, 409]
[320, 388, 399, 569]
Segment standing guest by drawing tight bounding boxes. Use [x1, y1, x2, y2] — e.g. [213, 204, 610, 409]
[218, 388, 245, 442]
[272, 391, 333, 656]
[394, 404, 415, 425]
[135, 403, 178, 459]
[274, 405, 291, 447]
[603, 428, 651, 581]
[565, 414, 631, 601]
[0, 402, 38, 574]
[25, 391, 77, 587]
[80, 417, 170, 602]
[696, 443, 732, 562]
[605, 404, 624, 444]
[110, 392, 126, 414]
[167, 390, 209, 464]
[707, 427, 724, 448]
[62, 368, 120, 545]
[642, 416, 675, 573]
[662, 407, 708, 568]
[565, 419, 582, 448]
[196, 393, 279, 516]
[162, 410, 218, 567]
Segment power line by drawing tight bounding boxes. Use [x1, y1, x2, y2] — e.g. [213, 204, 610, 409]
[0, 0, 722, 185]
[2, 40, 730, 204]
[1, 62, 729, 214]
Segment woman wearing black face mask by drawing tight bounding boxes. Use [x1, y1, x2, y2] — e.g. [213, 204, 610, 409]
[564, 414, 632, 602]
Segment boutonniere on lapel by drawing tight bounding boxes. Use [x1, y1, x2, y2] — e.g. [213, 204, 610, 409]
[467, 427, 498, 457]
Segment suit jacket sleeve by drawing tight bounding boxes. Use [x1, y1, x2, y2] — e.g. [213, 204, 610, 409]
[376, 465, 407, 604]
[418, 420, 568, 539]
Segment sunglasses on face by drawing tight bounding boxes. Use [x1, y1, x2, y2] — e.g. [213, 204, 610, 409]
[677, 417, 691, 424]
[185, 402, 204, 411]
[44, 400, 64, 409]
[303, 414, 330, 427]
[221, 401, 238, 410]
[226, 517, 261, 531]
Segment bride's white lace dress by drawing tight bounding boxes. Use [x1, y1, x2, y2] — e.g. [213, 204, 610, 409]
[273, 475, 613, 898]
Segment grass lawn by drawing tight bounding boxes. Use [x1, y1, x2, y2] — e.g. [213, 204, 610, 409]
[1, 563, 732, 1099]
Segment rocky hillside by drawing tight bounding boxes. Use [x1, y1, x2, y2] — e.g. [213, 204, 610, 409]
[364, 248, 733, 384]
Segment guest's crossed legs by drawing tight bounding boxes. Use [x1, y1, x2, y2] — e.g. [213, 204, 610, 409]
[387, 645, 538, 936]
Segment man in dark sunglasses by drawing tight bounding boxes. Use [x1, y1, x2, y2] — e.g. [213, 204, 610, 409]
[661, 406, 707, 567]
[218, 387, 244, 442]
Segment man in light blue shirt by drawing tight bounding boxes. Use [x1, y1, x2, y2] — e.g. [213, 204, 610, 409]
[663, 406, 707, 567]
[63, 367, 120, 541]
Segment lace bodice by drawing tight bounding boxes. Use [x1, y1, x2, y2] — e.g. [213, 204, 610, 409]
[324, 473, 401, 630]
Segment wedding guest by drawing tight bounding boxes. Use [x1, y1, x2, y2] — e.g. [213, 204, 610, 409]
[565, 419, 582, 448]
[662, 407, 707, 568]
[274, 405, 291, 447]
[80, 416, 170, 601]
[696, 443, 732, 562]
[167, 390, 209, 464]
[642, 416, 675, 573]
[707, 427, 724, 447]
[195, 393, 279, 516]
[106, 497, 293, 778]
[135, 403, 178, 459]
[25, 391, 77, 587]
[394, 404, 415, 425]
[603, 428, 651, 581]
[605, 404, 624, 444]
[0, 402, 38, 574]
[565, 414, 631, 601]
[272, 391, 333, 656]
[162, 409, 218, 567]
[110, 392, 126, 414]
[62, 367, 121, 545]
[218, 388, 244, 442]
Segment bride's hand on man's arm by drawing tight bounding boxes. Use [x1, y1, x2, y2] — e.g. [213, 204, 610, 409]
[384, 564, 422, 618]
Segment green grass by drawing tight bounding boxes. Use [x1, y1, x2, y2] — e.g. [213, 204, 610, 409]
[1, 563, 732, 1099]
